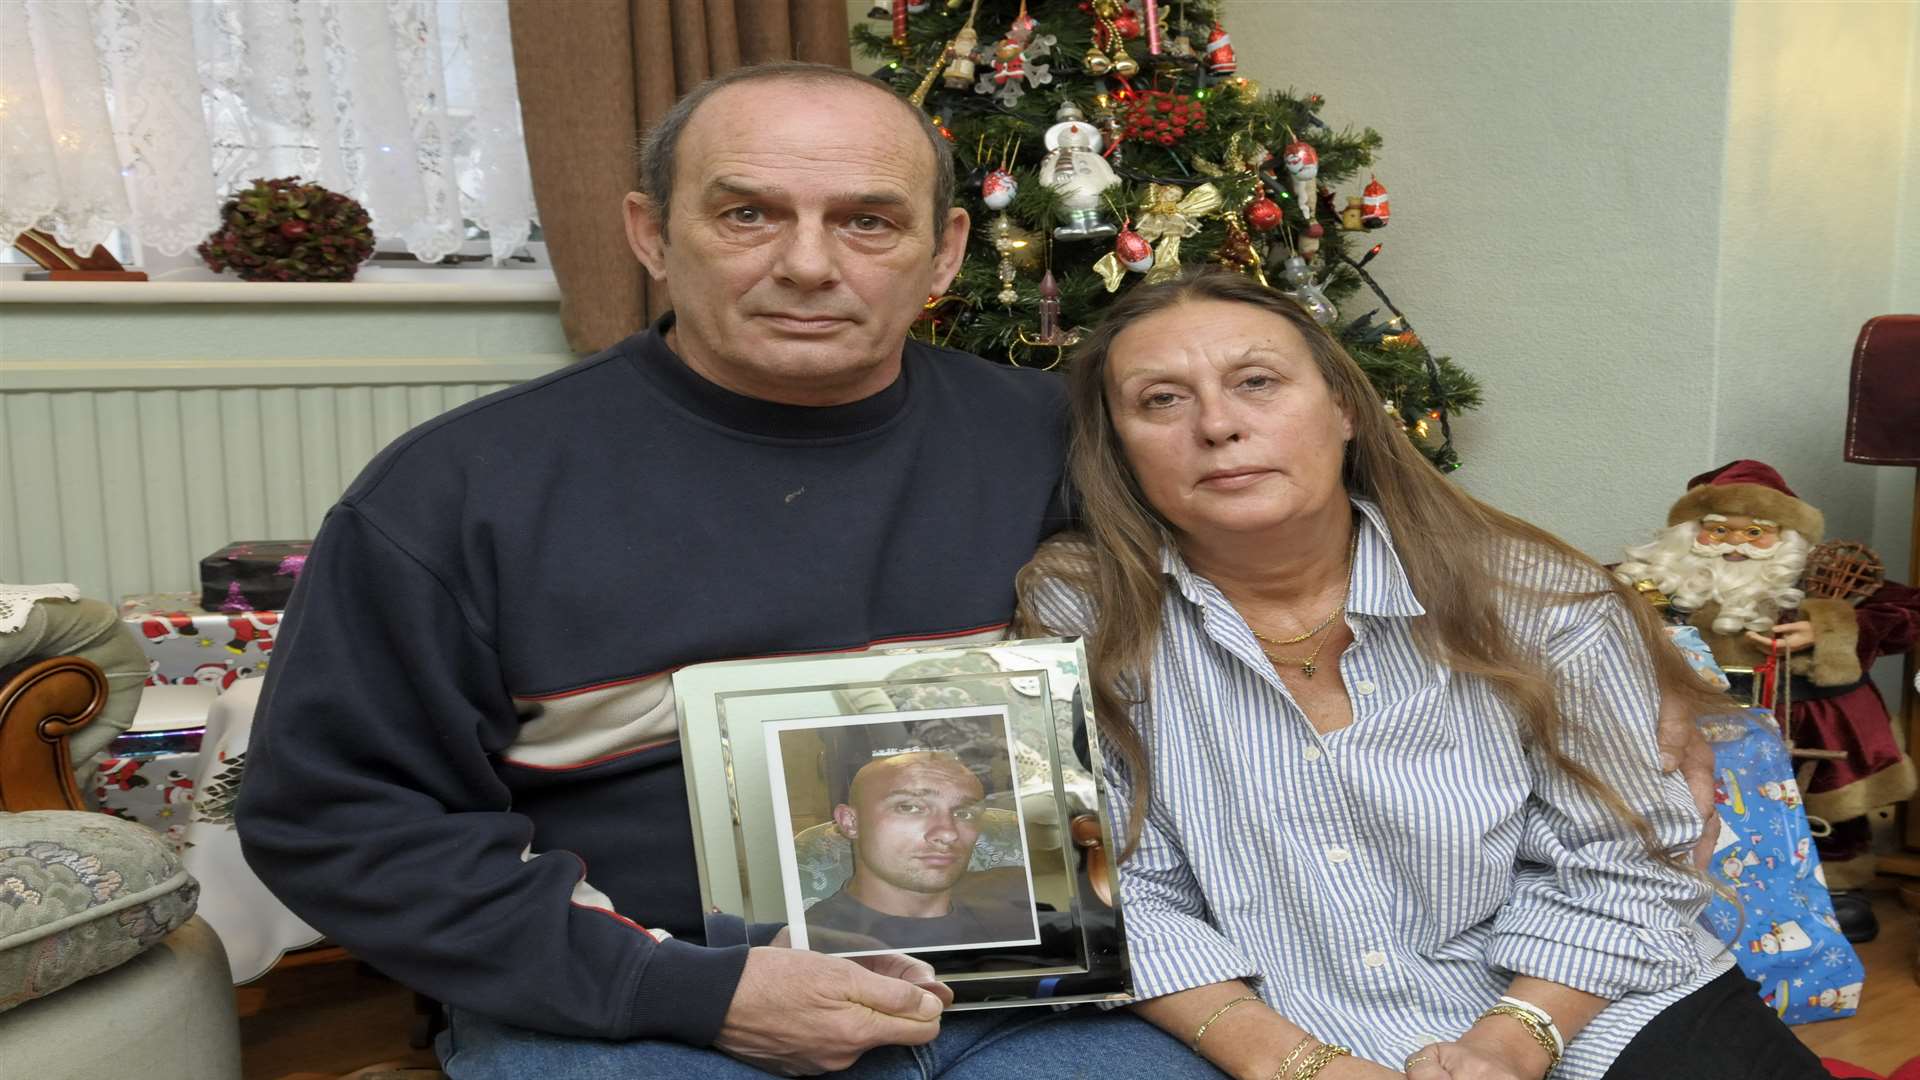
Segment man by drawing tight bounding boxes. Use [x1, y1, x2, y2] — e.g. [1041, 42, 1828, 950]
[1617, 459, 1919, 937]
[237, 63, 1222, 1079]
[808, 751, 1035, 951]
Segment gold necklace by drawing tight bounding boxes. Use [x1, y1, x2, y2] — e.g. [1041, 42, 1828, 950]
[1249, 608, 1340, 647]
[1258, 617, 1342, 677]
[1251, 531, 1358, 679]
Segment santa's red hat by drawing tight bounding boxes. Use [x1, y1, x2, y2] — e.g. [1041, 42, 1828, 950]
[1666, 459, 1824, 543]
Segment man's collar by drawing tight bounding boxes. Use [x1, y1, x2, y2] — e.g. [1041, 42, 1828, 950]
[1159, 497, 1426, 618]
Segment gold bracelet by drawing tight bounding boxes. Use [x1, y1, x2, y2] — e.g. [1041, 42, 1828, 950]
[1292, 1043, 1352, 1080]
[1267, 1034, 1315, 1080]
[1191, 993, 1260, 1053]
[1480, 1004, 1563, 1070]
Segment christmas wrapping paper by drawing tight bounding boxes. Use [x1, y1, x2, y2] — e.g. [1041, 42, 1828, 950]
[1699, 708, 1865, 1024]
[88, 684, 220, 852]
[120, 592, 281, 690]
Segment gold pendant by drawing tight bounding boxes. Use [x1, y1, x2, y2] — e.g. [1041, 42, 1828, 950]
[1301, 661, 1316, 678]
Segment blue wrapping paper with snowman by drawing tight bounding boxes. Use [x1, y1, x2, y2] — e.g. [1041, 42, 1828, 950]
[1665, 625, 1864, 1023]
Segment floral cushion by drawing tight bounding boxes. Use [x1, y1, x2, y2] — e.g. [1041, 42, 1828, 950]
[0, 810, 199, 1012]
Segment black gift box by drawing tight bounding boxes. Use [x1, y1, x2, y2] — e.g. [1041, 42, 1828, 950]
[199, 540, 313, 612]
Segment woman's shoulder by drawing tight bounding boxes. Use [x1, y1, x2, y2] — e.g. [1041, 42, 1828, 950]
[1014, 533, 1101, 637]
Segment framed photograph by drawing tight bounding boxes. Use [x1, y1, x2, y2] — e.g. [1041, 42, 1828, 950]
[674, 637, 1132, 1009]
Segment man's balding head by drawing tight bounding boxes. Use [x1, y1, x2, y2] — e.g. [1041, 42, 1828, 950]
[832, 751, 986, 915]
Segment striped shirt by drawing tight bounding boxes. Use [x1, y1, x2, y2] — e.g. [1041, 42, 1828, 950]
[1026, 499, 1733, 1076]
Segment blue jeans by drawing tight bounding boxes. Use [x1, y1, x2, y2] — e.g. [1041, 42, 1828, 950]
[437, 1004, 1227, 1080]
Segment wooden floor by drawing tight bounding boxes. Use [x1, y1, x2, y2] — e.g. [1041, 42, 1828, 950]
[244, 888, 1920, 1080]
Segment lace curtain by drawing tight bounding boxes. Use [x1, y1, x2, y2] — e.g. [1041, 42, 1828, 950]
[0, 0, 536, 264]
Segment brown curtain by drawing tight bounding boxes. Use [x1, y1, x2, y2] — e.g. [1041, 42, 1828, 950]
[508, 0, 852, 356]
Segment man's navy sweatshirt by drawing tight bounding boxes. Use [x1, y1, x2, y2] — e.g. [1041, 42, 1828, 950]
[235, 322, 1068, 1043]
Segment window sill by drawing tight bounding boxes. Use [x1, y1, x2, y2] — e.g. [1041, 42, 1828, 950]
[0, 271, 561, 305]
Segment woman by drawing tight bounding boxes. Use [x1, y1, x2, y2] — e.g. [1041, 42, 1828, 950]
[1017, 270, 1826, 1080]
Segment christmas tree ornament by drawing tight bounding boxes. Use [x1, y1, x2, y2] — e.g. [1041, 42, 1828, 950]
[993, 216, 1021, 304]
[1055, 99, 1085, 123]
[1122, 90, 1208, 147]
[1083, 45, 1113, 75]
[1088, 1, 1139, 78]
[1246, 196, 1283, 231]
[976, 21, 1054, 105]
[891, 0, 909, 48]
[868, 3, 891, 19]
[1116, 221, 1153, 271]
[1037, 269, 1061, 341]
[1278, 254, 1337, 325]
[1340, 196, 1365, 231]
[1168, 31, 1195, 59]
[1143, 0, 1162, 53]
[990, 213, 1041, 270]
[1282, 135, 1322, 254]
[1092, 93, 1124, 162]
[1009, 0, 1038, 41]
[1205, 22, 1236, 74]
[1362, 175, 1391, 228]
[1137, 182, 1224, 283]
[981, 167, 1018, 210]
[907, 0, 930, 11]
[944, 25, 980, 88]
[1040, 121, 1119, 240]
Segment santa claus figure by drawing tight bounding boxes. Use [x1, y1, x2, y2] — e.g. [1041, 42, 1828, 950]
[1617, 459, 1920, 937]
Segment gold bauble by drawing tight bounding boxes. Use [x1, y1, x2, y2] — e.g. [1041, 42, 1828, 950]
[1111, 48, 1138, 77]
[1084, 47, 1112, 75]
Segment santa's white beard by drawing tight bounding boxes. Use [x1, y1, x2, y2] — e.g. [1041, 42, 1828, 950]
[1616, 522, 1810, 634]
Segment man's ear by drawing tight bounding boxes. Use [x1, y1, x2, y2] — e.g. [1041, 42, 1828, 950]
[832, 804, 857, 839]
[928, 206, 971, 296]
[624, 192, 668, 281]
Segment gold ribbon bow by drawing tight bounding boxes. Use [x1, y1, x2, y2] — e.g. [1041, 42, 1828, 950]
[1095, 183, 1224, 291]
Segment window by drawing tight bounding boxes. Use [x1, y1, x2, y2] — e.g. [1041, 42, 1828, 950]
[1, 0, 539, 272]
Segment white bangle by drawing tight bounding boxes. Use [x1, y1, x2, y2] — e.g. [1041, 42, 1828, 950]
[1496, 995, 1566, 1057]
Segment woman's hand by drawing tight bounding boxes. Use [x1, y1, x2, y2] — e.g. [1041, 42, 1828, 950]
[1402, 1039, 1546, 1080]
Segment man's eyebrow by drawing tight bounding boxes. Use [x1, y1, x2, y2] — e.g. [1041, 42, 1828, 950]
[705, 177, 778, 200]
[701, 178, 912, 210]
[882, 786, 978, 801]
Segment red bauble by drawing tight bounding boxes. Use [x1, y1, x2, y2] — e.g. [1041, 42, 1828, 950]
[1116, 228, 1153, 271]
[1246, 197, 1283, 231]
[1113, 11, 1141, 38]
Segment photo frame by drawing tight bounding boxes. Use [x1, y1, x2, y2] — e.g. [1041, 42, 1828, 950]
[673, 637, 1133, 1010]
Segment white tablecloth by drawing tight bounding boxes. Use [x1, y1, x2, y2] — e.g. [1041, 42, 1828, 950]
[180, 676, 324, 984]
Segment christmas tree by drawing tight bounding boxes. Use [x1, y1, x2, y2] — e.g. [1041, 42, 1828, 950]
[854, 0, 1480, 469]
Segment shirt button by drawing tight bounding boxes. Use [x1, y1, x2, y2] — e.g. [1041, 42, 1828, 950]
[1363, 950, 1388, 969]
[1326, 845, 1351, 864]
[1355, 680, 1377, 695]
[1302, 745, 1323, 762]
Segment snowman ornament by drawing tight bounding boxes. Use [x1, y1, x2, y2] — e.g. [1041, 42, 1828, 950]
[1038, 120, 1119, 240]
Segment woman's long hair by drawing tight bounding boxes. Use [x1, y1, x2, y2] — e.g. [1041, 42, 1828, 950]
[1015, 268, 1728, 859]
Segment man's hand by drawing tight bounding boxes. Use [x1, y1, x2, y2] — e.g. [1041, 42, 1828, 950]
[715, 945, 948, 1076]
[1744, 620, 1815, 653]
[1656, 692, 1718, 870]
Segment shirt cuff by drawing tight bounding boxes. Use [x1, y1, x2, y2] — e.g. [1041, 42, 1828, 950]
[1487, 905, 1699, 999]
[1127, 908, 1262, 1001]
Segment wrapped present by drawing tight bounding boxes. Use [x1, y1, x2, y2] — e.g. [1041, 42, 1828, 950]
[89, 683, 218, 852]
[1699, 707, 1865, 1024]
[120, 592, 279, 689]
[199, 539, 311, 612]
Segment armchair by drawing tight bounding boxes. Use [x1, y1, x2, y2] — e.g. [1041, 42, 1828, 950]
[0, 653, 243, 1079]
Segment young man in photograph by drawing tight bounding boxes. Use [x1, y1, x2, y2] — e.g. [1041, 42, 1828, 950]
[808, 751, 1034, 951]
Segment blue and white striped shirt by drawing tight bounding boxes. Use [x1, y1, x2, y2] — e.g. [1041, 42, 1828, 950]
[1028, 499, 1733, 1076]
